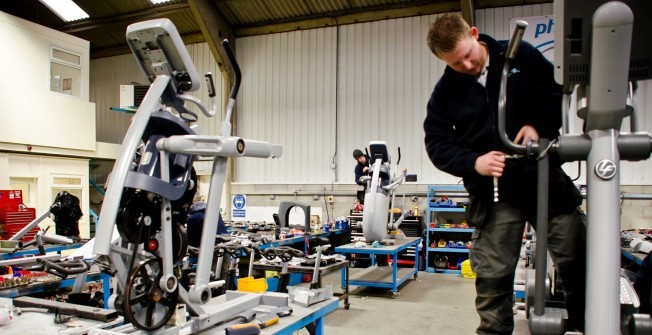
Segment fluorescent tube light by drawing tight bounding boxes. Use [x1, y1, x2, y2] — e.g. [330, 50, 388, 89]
[39, 0, 89, 22]
[150, 0, 172, 4]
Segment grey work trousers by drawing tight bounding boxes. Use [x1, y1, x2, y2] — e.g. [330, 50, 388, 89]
[470, 202, 586, 334]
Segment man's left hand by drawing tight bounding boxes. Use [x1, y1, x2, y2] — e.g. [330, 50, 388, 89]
[514, 125, 539, 145]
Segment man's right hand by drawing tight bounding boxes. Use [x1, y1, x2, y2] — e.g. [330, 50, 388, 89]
[475, 151, 507, 177]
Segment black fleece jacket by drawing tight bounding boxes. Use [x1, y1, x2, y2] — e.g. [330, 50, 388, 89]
[424, 34, 565, 206]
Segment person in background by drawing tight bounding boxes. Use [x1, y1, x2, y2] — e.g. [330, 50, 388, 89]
[423, 13, 586, 333]
[353, 149, 370, 204]
[185, 200, 228, 248]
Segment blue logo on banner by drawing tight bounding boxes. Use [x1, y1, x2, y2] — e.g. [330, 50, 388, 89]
[233, 194, 246, 209]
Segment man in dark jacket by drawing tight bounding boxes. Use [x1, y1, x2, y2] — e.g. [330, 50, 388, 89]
[353, 149, 370, 204]
[424, 13, 586, 334]
[186, 201, 228, 248]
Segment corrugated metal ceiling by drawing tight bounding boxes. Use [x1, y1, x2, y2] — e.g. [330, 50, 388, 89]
[0, 0, 550, 59]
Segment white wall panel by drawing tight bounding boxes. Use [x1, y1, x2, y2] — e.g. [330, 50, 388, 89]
[90, 43, 225, 149]
[0, 12, 95, 152]
[235, 28, 337, 182]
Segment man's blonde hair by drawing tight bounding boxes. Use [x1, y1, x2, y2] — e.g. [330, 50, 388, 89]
[427, 13, 472, 58]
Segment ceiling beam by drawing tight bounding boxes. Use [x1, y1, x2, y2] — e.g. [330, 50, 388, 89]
[475, 0, 551, 7]
[460, 0, 475, 26]
[56, 3, 190, 34]
[188, 0, 235, 76]
[235, 1, 460, 37]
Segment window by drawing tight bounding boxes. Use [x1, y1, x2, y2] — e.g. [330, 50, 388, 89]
[50, 46, 82, 97]
[10, 177, 37, 208]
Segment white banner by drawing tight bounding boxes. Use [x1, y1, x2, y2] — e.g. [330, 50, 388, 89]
[510, 15, 555, 62]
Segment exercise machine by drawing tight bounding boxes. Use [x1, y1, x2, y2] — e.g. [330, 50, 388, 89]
[91, 18, 284, 332]
[497, 1, 652, 333]
[360, 141, 408, 242]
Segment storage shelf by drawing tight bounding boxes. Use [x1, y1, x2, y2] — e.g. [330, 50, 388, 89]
[427, 247, 470, 253]
[427, 228, 473, 233]
[427, 207, 466, 212]
[425, 185, 470, 275]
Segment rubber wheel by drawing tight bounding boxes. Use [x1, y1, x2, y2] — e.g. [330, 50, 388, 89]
[123, 258, 178, 331]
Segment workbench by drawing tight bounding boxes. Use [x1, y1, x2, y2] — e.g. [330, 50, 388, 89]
[622, 246, 646, 266]
[253, 259, 350, 309]
[0, 271, 111, 309]
[255, 228, 349, 252]
[0, 242, 85, 260]
[335, 236, 421, 296]
[0, 292, 339, 335]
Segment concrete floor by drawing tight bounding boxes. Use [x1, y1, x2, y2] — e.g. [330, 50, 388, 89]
[295, 268, 531, 335]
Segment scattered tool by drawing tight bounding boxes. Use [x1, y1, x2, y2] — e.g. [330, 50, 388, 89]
[225, 322, 260, 335]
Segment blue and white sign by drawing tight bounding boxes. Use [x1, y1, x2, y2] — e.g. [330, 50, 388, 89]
[510, 15, 555, 62]
[232, 194, 246, 218]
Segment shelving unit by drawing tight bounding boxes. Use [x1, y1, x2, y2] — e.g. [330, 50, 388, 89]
[425, 185, 472, 274]
[346, 211, 422, 268]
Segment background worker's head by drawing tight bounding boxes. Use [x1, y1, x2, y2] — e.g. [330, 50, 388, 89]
[427, 13, 485, 77]
[353, 149, 366, 164]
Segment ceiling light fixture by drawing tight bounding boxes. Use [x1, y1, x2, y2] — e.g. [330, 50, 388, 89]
[39, 0, 89, 22]
[150, 0, 173, 4]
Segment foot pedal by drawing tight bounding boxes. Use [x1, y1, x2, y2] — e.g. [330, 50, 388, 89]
[621, 275, 640, 311]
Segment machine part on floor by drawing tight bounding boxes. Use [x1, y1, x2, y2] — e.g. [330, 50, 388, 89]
[360, 142, 408, 242]
[288, 285, 334, 307]
[34, 230, 75, 255]
[12, 296, 118, 322]
[0, 254, 60, 268]
[92, 18, 283, 333]
[37, 257, 90, 279]
[216, 244, 253, 295]
[310, 243, 330, 289]
[525, 268, 551, 320]
[256, 246, 304, 293]
[123, 257, 179, 330]
[628, 314, 652, 335]
[287, 243, 334, 307]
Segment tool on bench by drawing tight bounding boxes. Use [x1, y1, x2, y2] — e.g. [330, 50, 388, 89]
[222, 305, 291, 334]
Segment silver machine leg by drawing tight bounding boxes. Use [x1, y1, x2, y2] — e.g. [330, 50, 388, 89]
[584, 3, 632, 334]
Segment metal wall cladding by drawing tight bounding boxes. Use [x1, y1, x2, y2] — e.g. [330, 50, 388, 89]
[91, 3, 652, 185]
[235, 27, 338, 182]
